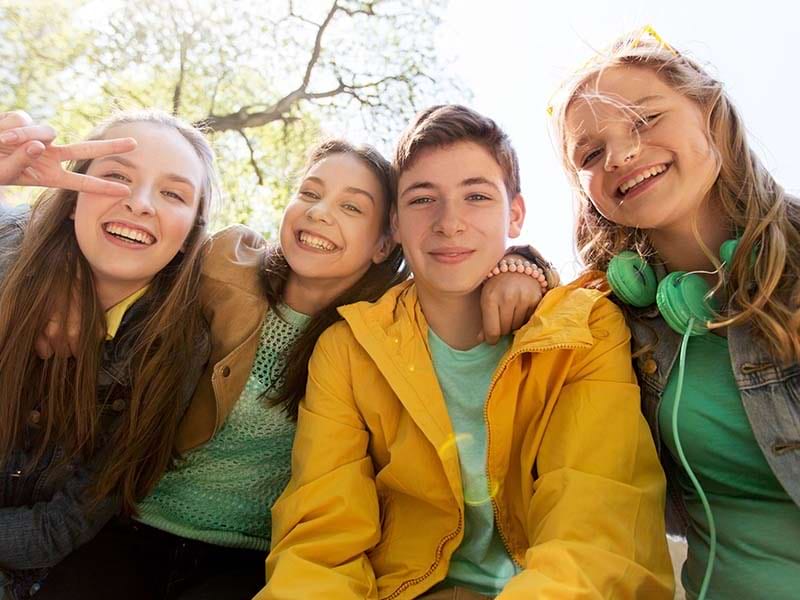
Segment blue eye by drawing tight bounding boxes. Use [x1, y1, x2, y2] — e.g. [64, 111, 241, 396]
[581, 148, 603, 167]
[635, 113, 662, 130]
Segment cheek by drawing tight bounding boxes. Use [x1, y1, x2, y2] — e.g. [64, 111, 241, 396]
[162, 206, 199, 248]
[393, 211, 419, 248]
[578, 171, 604, 205]
[73, 194, 106, 233]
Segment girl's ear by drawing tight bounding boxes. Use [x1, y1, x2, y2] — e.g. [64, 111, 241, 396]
[372, 234, 395, 265]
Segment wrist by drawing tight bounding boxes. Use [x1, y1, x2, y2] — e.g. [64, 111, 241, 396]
[486, 257, 548, 289]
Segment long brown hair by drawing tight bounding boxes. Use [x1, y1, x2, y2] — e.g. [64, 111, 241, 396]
[551, 30, 800, 363]
[0, 110, 219, 514]
[264, 139, 408, 419]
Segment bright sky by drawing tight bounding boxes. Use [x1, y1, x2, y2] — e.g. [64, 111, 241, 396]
[440, 0, 799, 279]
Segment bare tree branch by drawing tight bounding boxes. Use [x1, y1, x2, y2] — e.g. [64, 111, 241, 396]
[238, 129, 264, 185]
[173, 34, 188, 115]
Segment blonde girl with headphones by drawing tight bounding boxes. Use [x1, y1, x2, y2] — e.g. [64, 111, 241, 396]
[550, 28, 800, 600]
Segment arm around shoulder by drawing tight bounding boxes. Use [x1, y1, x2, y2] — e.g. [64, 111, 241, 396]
[501, 297, 673, 599]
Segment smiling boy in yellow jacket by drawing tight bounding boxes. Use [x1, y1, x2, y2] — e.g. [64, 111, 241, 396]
[259, 105, 673, 599]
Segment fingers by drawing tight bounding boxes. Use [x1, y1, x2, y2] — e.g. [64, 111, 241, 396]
[0, 110, 34, 131]
[34, 334, 55, 360]
[0, 124, 57, 146]
[510, 302, 529, 332]
[0, 141, 46, 186]
[58, 170, 131, 197]
[497, 303, 516, 338]
[66, 293, 81, 358]
[480, 298, 502, 345]
[56, 137, 137, 161]
[35, 310, 80, 360]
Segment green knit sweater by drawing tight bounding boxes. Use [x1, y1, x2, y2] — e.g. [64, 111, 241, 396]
[136, 304, 309, 550]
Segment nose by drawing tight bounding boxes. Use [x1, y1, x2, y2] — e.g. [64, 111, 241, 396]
[123, 185, 156, 216]
[432, 199, 466, 237]
[305, 200, 334, 225]
[604, 136, 640, 172]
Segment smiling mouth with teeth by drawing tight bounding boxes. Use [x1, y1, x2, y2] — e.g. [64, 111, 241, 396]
[618, 164, 669, 196]
[298, 231, 338, 252]
[104, 223, 155, 246]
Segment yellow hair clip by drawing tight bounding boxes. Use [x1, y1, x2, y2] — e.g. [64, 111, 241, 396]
[633, 24, 679, 56]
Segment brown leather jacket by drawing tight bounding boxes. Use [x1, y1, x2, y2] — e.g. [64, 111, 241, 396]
[176, 225, 269, 451]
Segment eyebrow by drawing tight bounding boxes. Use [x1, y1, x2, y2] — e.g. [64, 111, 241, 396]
[460, 177, 501, 193]
[399, 180, 436, 198]
[95, 156, 197, 188]
[633, 95, 664, 106]
[304, 176, 375, 204]
[400, 176, 501, 198]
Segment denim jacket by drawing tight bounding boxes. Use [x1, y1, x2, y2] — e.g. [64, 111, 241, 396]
[627, 303, 800, 535]
[0, 207, 210, 599]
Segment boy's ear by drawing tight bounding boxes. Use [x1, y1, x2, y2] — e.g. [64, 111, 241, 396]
[390, 207, 401, 244]
[508, 193, 525, 238]
[372, 235, 395, 265]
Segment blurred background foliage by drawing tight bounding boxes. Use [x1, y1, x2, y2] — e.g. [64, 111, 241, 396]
[0, 0, 466, 237]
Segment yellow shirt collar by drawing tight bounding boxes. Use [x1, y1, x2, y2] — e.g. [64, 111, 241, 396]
[105, 287, 149, 340]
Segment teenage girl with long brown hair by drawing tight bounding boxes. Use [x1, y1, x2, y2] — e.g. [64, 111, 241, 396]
[0, 109, 217, 600]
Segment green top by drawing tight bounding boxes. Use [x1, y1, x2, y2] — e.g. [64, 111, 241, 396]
[136, 304, 309, 550]
[428, 329, 519, 596]
[659, 332, 800, 600]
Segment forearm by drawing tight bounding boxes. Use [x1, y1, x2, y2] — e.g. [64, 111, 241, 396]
[0, 477, 118, 570]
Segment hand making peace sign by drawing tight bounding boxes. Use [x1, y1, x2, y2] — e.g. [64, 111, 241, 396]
[0, 110, 136, 196]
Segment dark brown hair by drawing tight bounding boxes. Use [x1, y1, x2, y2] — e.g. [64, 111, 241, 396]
[263, 139, 409, 418]
[0, 110, 219, 514]
[393, 104, 521, 200]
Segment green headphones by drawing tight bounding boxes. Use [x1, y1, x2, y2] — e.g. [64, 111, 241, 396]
[606, 238, 740, 336]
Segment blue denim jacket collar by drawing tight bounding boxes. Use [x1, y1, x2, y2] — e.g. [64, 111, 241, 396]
[628, 303, 800, 534]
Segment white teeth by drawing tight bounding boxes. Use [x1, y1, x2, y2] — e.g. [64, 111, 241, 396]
[619, 164, 667, 195]
[104, 223, 155, 245]
[299, 231, 336, 251]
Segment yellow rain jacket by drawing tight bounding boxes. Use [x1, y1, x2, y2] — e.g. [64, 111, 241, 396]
[261, 277, 673, 599]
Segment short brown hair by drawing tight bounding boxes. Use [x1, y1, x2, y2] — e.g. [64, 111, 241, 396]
[393, 105, 520, 201]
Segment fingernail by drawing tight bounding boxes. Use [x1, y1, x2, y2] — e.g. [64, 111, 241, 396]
[26, 143, 43, 157]
[0, 132, 18, 144]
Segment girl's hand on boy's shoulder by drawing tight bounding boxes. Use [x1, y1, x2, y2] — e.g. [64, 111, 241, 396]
[479, 256, 545, 345]
[0, 110, 136, 196]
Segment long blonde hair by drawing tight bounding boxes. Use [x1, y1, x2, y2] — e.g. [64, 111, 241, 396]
[551, 30, 800, 363]
[0, 110, 219, 514]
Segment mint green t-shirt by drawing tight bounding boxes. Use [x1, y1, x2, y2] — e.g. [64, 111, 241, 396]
[428, 329, 520, 596]
[659, 333, 800, 600]
[136, 304, 309, 550]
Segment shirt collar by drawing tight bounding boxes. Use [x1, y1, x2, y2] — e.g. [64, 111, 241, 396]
[105, 287, 149, 340]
